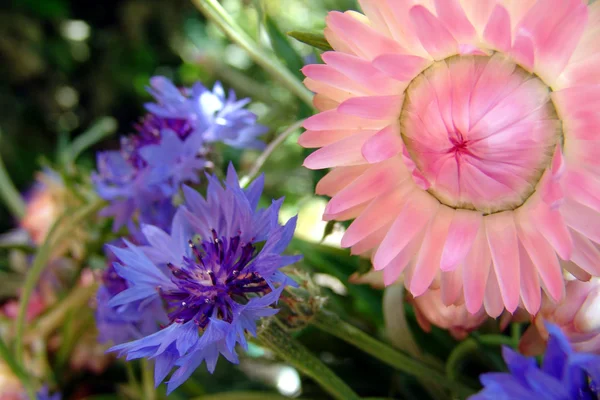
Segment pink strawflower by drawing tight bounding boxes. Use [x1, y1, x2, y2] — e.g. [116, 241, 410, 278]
[520, 278, 600, 355]
[410, 288, 488, 340]
[300, 0, 600, 316]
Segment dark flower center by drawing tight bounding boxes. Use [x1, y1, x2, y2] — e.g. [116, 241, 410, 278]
[123, 114, 195, 170]
[161, 231, 269, 328]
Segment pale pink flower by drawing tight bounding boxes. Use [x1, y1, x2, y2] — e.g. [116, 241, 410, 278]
[300, 0, 600, 316]
[410, 288, 488, 340]
[520, 278, 600, 355]
[20, 175, 59, 245]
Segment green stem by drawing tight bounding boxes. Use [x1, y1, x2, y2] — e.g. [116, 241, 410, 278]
[63, 117, 117, 165]
[141, 359, 156, 400]
[0, 129, 26, 219]
[445, 339, 479, 383]
[477, 334, 516, 348]
[240, 119, 305, 187]
[313, 310, 476, 399]
[0, 335, 35, 400]
[258, 321, 360, 400]
[125, 362, 142, 398]
[190, 0, 314, 107]
[14, 199, 105, 365]
[26, 282, 99, 342]
[511, 323, 521, 345]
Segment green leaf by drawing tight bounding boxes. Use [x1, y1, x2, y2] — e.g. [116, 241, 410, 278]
[288, 31, 333, 52]
[264, 15, 305, 80]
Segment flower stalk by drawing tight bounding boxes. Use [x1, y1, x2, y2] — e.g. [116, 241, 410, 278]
[141, 359, 156, 400]
[312, 309, 477, 398]
[26, 282, 99, 342]
[257, 320, 361, 400]
[240, 119, 305, 188]
[13, 198, 105, 365]
[0, 128, 26, 219]
[190, 0, 314, 108]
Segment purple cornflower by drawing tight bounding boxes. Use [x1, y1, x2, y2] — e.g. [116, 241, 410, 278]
[93, 77, 267, 232]
[95, 245, 168, 345]
[471, 324, 600, 400]
[36, 386, 61, 400]
[107, 165, 300, 393]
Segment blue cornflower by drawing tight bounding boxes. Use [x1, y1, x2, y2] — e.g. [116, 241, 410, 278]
[145, 77, 268, 150]
[93, 76, 267, 232]
[471, 324, 600, 400]
[107, 165, 300, 393]
[95, 246, 168, 345]
[36, 386, 61, 400]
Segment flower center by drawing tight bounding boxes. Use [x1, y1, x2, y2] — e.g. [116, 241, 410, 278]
[400, 54, 562, 214]
[161, 232, 269, 328]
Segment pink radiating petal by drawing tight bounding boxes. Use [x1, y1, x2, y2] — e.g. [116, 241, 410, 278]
[326, 159, 401, 214]
[324, 27, 355, 55]
[315, 165, 369, 197]
[373, 191, 438, 270]
[516, 212, 565, 303]
[303, 130, 374, 169]
[327, 11, 406, 60]
[409, 6, 459, 60]
[459, 0, 496, 34]
[441, 266, 463, 306]
[410, 206, 454, 296]
[323, 203, 367, 222]
[562, 198, 600, 244]
[351, 223, 391, 255]
[304, 78, 353, 103]
[483, 5, 511, 52]
[322, 52, 402, 94]
[382, 234, 424, 286]
[357, 0, 393, 37]
[302, 64, 371, 96]
[529, 201, 573, 260]
[552, 85, 600, 122]
[434, 0, 476, 42]
[342, 184, 409, 247]
[518, 241, 542, 315]
[299, 129, 370, 149]
[384, 0, 431, 58]
[372, 54, 430, 82]
[485, 212, 520, 313]
[362, 124, 404, 163]
[565, 170, 600, 213]
[515, 0, 588, 83]
[313, 95, 338, 111]
[440, 210, 482, 271]
[383, 261, 404, 286]
[304, 109, 387, 131]
[338, 95, 403, 120]
[484, 266, 505, 318]
[511, 35, 535, 71]
[570, 230, 600, 276]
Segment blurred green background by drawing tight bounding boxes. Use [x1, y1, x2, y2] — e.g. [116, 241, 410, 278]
[0, 0, 358, 230]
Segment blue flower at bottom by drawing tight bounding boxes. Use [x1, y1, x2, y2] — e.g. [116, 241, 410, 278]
[471, 324, 600, 400]
[106, 165, 301, 393]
